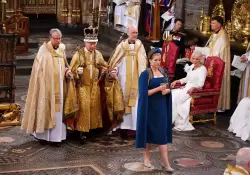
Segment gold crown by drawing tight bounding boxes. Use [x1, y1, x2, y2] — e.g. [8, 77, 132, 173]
[84, 25, 98, 42]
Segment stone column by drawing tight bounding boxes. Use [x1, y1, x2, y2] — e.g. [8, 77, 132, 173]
[175, 0, 185, 20]
[183, 0, 209, 29]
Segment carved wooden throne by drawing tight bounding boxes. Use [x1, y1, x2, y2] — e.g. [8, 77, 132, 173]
[189, 56, 225, 124]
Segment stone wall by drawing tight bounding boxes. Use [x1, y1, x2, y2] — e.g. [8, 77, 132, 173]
[183, 0, 210, 29]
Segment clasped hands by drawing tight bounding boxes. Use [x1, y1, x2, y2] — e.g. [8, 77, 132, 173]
[158, 84, 170, 95]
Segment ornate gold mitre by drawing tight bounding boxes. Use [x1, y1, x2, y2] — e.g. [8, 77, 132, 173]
[212, 0, 225, 20]
[84, 25, 99, 43]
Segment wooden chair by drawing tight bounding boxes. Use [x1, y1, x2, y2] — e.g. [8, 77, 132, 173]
[2, 14, 30, 52]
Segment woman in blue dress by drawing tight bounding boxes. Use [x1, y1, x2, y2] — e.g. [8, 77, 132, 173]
[136, 49, 173, 172]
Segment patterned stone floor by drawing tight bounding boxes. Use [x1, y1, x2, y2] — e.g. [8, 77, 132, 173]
[1, 76, 249, 175]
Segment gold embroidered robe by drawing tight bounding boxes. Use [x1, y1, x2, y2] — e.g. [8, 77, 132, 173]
[21, 42, 67, 134]
[70, 48, 107, 132]
[106, 39, 147, 129]
[208, 28, 231, 110]
[224, 164, 249, 175]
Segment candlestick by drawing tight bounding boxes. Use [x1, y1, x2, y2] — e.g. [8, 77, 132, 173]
[1, 0, 7, 22]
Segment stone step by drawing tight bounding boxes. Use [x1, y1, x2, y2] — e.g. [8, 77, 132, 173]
[16, 65, 32, 75]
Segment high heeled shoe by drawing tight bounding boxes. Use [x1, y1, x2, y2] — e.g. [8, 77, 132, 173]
[161, 162, 174, 172]
[144, 161, 155, 169]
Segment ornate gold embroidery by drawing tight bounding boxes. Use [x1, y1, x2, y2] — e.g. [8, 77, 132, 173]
[207, 60, 214, 78]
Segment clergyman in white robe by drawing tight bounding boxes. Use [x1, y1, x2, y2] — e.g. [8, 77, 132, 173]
[228, 45, 250, 142]
[172, 64, 207, 131]
[33, 54, 66, 142]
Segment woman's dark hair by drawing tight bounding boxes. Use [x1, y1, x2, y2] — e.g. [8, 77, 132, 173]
[211, 16, 224, 26]
[147, 48, 162, 67]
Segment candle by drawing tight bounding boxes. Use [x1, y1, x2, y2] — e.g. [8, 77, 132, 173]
[93, 0, 95, 10]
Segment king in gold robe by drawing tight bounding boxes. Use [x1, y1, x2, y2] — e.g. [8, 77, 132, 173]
[69, 47, 107, 132]
[21, 39, 68, 143]
[207, 27, 231, 111]
[108, 34, 147, 132]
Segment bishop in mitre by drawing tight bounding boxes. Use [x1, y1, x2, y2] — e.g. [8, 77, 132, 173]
[108, 25, 147, 138]
[206, 16, 231, 112]
[68, 26, 108, 142]
[223, 148, 250, 175]
[228, 43, 250, 141]
[21, 29, 71, 146]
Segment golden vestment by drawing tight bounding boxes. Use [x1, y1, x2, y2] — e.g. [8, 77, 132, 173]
[208, 28, 231, 110]
[70, 48, 107, 132]
[21, 42, 67, 134]
[224, 164, 249, 175]
[238, 43, 250, 102]
[106, 39, 147, 123]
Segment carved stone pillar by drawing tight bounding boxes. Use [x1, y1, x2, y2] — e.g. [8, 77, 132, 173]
[184, 0, 209, 29]
[175, 0, 185, 20]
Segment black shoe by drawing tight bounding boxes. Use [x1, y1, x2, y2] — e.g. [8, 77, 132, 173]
[49, 142, 61, 147]
[120, 129, 129, 139]
[38, 139, 48, 145]
[80, 135, 87, 144]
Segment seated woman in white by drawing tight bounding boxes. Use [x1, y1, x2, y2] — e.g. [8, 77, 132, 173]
[228, 97, 250, 141]
[170, 51, 207, 131]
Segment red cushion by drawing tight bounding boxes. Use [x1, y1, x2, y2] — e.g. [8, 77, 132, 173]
[193, 97, 213, 105]
[204, 81, 211, 89]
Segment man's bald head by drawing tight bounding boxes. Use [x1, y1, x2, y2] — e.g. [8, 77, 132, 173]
[236, 147, 250, 172]
[127, 25, 138, 42]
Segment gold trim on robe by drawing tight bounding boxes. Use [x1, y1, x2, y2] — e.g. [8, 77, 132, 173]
[21, 42, 66, 134]
[69, 48, 106, 132]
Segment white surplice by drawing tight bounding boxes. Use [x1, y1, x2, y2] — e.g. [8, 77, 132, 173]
[228, 97, 250, 141]
[172, 64, 207, 131]
[33, 56, 66, 142]
[114, 3, 128, 27]
[240, 51, 250, 99]
[116, 44, 138, 130]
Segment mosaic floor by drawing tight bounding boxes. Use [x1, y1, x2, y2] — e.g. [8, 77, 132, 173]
[0, 76, 249, 175]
